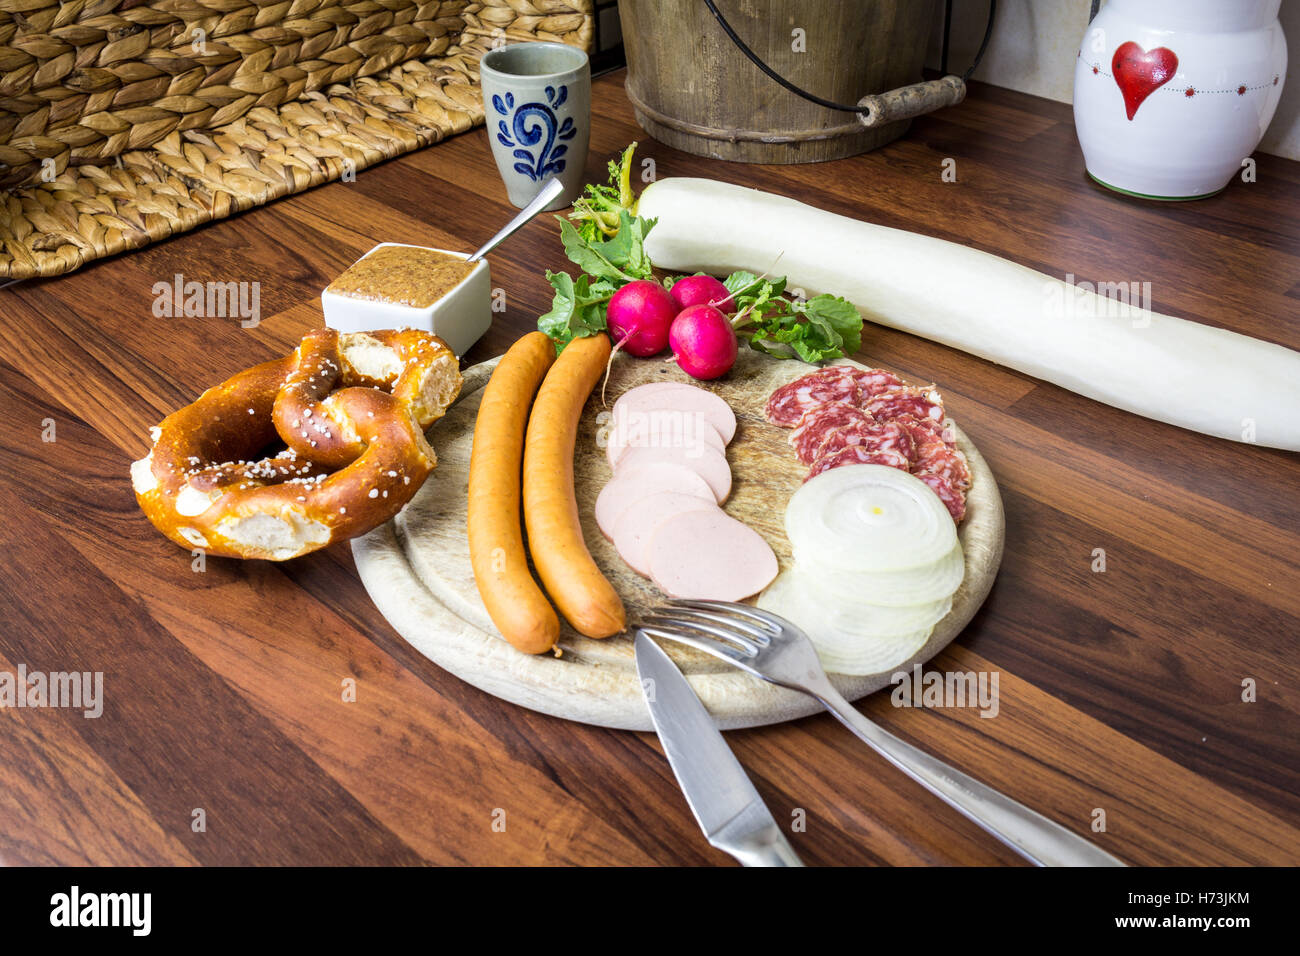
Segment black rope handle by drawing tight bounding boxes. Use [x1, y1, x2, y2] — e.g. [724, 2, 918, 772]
[701, 0, 999, 115]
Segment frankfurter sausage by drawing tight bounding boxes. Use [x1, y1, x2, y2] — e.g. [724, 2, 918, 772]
[523, 334, 627, 638]
[468, 331, 561, 654]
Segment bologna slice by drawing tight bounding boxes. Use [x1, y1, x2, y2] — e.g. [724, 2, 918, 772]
[616, 444, 732, 503]
[611, 492, 720, 577]
[606, 411, 726, 468]
[612, 382, 737, 443]
[594, 463, 715, 538]
[646, 510, 778, 601]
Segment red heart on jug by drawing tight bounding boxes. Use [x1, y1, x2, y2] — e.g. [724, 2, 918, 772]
[1112, 41, 1178, 120]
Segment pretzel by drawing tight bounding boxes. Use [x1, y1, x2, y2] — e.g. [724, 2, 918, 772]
[132, 329, 462, 560]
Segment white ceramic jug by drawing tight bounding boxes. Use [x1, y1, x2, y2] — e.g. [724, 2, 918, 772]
[1073, 0, 1287, 199]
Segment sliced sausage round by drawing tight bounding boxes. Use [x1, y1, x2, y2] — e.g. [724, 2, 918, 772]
[610, 492, 720, 577]
[606, 411, 726, 468]
[615, 444, 732, 503]
[789, 402, 874, 464]
[594, 463, 715, 538]
[806, 444, 910, 480]
[646, 510, 778, 601]
[612, 383, 737, 443]
[764, 367, 861, 427]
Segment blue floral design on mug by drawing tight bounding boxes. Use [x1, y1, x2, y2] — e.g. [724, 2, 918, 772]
[492, 86, 576, 181]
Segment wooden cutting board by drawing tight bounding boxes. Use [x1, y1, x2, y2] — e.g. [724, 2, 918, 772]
[353, 348, 1004, 730]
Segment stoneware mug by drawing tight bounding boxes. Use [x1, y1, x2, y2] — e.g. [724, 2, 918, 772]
[1072, 0, 1287, 200]
[479, 42, 591, 211]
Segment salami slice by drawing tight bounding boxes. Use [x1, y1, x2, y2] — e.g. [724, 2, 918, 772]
[789, 402, 874, 464]
[765, 367, 862, 427]
[919, 445, 972, 492]
[861, 384, 945, 424]
[896, 413, 956, 446]
[898, 416, 946, 457]
[845, 367, 903, 398]
[917, 472, 967, 523]
[815, 418, 916, 465]
[805, 444, 910, 481]
[767, 367, 970, 521]
[901, 417, 971, 491]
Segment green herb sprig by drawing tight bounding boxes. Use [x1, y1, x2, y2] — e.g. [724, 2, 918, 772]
[537, 142, 865, 364]
[721, 271, 863, 362]
[538, 145, 656, 351]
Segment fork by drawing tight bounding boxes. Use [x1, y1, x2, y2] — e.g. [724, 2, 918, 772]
[640, 599, 1126, 867]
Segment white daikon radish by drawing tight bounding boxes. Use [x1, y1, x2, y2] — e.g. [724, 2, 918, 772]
[757, 571, 934, 675]
[793, 539, 966, 607]
[639, 177, 1300, 451]
[784, 465, 957, 572]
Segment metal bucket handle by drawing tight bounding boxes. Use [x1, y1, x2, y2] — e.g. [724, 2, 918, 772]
[702, 0, 997, 129]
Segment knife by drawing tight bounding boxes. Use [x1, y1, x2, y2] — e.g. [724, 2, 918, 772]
[634, 630, 804, 867]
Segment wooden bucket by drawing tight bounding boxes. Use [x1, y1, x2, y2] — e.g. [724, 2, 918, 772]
[618, 0, 936, 164]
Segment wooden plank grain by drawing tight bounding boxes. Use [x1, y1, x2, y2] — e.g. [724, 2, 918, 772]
[923, 96, 1300, 254]
[0, 68, 1296, 867]
[0, 365, 429, 865]
[901, 647, 1300, 865]
[956, 398, 1300, 619]
[0, 645, 200, 866]
[985, 489, 1300, 821]
[0, 483, 427, 866]
[0, 358, 660, 866]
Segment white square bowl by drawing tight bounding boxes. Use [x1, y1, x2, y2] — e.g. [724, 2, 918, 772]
[321, 243, 492, 357]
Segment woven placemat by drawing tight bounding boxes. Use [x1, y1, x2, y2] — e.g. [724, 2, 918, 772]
[0, 1, 593, 281]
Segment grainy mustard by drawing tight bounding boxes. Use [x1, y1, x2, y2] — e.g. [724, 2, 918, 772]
[327, 246, 474, 308]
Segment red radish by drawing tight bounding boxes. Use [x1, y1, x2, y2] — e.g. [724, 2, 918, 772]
[668, 305, 738, 380]
[607, 280, 676, 357]
[670, 274, 734, 314]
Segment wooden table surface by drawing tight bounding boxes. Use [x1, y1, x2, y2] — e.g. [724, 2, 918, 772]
[2, 69, 1297, 867]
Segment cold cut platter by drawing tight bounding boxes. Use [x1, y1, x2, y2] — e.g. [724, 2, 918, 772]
[122, 142, 1298, 741]
[352, 346, 1004, 731]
